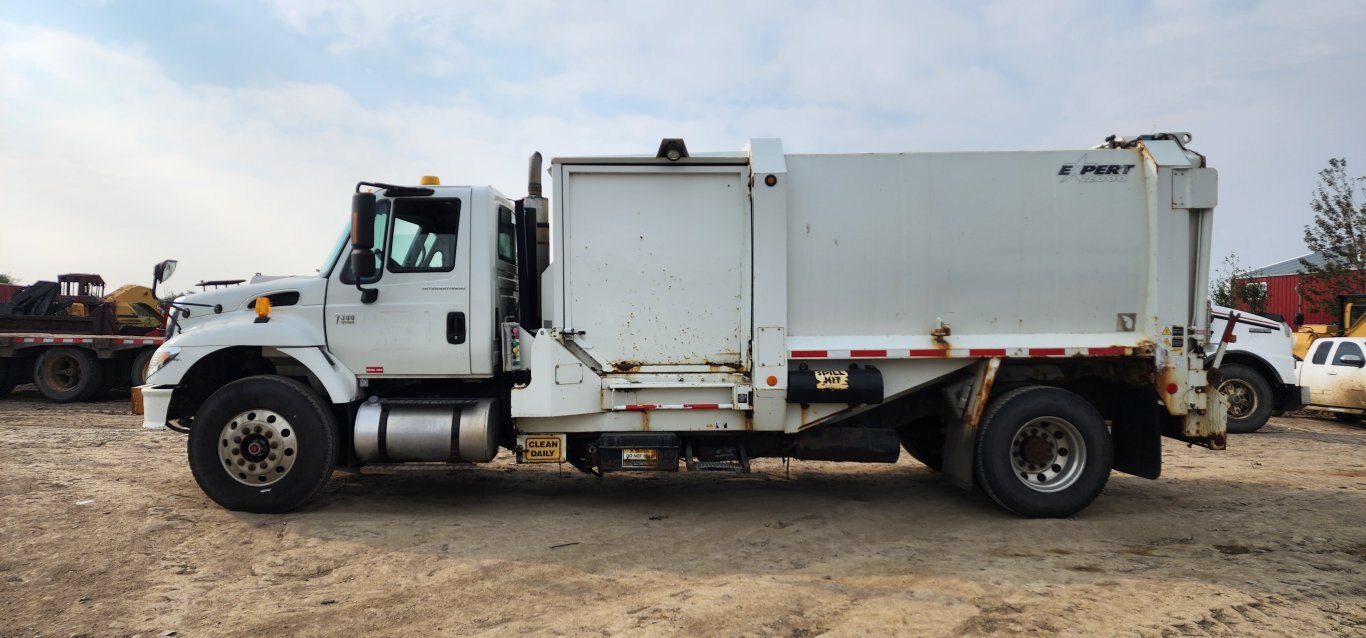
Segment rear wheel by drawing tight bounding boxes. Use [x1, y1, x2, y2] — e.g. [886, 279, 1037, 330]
[33, 347, 105, 403]
[1219, 364, 1273, 433]
[187, 375, 337, 513]
[975, 386, 1112, 518]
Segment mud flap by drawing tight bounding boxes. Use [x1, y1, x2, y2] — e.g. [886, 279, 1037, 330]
[1110, 387, 1161, 480]
[942, 359, 1000, 491]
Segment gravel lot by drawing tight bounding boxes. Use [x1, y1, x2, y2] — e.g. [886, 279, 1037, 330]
[1, 386, 1363, 637]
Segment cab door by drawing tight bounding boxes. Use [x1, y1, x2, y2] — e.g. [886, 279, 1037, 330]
[1325, 339, 1366, 409]
[1300, 340, 1336, 406]
[325, 190, 472, 377]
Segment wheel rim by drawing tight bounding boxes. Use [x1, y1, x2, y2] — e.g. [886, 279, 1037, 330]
[1009, 416, 1087, 493]
[218, 409, 298, 486]
[42, 354, 82, 391]
[1219, 379, 1257, 419]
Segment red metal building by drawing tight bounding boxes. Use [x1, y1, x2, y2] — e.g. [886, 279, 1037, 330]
[1232, 251, 1336, 329]
[0, 284, 21, 304]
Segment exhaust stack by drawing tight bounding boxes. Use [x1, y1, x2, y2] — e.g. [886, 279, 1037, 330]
[526, 152, 550, 277]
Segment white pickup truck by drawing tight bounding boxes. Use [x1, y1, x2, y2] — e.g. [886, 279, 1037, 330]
[1297, 337, 1366, 422]
[1209, 306, 1305, 432]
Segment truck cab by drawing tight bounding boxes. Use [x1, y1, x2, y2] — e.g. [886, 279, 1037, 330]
[321, 184, 519, 378]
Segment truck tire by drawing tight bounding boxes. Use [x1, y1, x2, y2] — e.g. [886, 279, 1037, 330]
[0, 359, 18, 398]
[131, 348, 155, 386]
[187, 375, 337, 513]
[898, 424, 944, 471]
[974, 386, 1112, 518]
[33, 347, 106, 403]
[1218, 364, 1273, 434]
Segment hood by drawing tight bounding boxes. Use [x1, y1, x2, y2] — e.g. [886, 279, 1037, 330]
[175, 275, 326, 320]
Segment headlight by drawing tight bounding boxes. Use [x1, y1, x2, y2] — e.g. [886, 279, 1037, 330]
[147, 346, 181, 378]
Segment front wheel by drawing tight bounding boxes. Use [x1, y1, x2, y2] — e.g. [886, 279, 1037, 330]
[975, 386, 1113, 518]
[131, 348, 155, 386]
[1219, 364, 1273, 433]
[187, 375, 337, 513]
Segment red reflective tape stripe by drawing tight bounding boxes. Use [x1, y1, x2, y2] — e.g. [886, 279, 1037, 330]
[790, 350, 827, 358]
[684, 404, 720, 409]
[624, 404, 657, 411]
[969, 348, 1007, 357]
[849, 349, 887, 357]
[1029, 348, 1066, 356]
[1088, 347, 1126, 356]
[908, 349, 949, 357]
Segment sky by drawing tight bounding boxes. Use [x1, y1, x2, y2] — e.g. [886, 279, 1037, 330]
[1, 0, 1364, 291]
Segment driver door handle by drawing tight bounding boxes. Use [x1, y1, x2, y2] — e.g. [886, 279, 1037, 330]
[447, 312, 466, 345]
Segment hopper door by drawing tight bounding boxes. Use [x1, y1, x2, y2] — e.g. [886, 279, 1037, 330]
[561, 164, 750, 372]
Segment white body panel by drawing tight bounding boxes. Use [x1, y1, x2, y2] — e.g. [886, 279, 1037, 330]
[557, 165, 750, 368]
[784, 151, 1145, 340]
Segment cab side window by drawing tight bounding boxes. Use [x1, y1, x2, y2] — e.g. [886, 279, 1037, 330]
[1331, 341, 1363, 366]
[497, 205, 517, 265]
[388, 198, 461, 273]
[1311, 340, 1333, 365]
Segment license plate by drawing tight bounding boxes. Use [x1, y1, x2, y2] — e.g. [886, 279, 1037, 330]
[521, 435, 564, 463]
[622, 448, 658, 467]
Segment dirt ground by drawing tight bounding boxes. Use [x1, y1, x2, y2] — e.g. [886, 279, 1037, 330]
[1, 386, 1363, 638]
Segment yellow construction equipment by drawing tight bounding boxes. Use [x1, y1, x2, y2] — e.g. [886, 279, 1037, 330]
[104, 283, 164, 330]
[1292, 294, 1366, 360]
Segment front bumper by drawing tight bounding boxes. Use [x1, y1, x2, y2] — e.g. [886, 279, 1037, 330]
[140, 385, 175, 430]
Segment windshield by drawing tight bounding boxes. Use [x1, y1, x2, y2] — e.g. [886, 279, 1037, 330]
[319, 225, 350, 277]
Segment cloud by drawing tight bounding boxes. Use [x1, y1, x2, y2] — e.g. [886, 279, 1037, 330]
[2, 0, 1365, 292]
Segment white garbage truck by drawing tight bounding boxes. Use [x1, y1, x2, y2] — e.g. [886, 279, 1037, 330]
[142, 133, 1225, 518]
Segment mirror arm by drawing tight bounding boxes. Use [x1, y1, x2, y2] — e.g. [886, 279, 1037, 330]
[355, 280, 378, 304]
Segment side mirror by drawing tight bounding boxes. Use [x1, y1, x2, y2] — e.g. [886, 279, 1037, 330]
[352, 192, 376, 249]
[350, 192, 379, 303]
[151, 259, 178, 298]
[154, 259, 178, 284]
[350, 247, 376, 280]
[1341, 354, 1365, 368]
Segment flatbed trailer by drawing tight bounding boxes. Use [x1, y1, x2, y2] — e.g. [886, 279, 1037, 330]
[0, 333, 164, 402]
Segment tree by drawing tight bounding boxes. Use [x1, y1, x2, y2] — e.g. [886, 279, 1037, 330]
[1300, 158, 1366, 314]
[158, 289, 188, 303]
[0, 273, 19, 285]
[1210, 252, 1268, 314]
